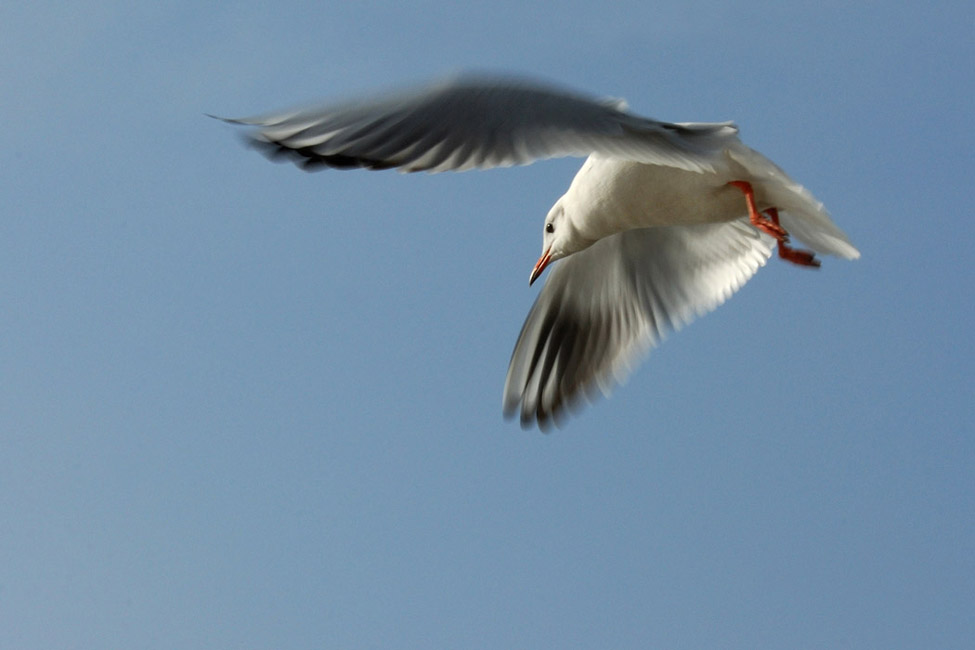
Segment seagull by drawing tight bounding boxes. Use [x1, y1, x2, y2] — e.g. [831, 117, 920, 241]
[213, 73, 859, 429]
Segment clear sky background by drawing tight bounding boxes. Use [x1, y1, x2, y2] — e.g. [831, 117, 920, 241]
[2, 2, 973, 648]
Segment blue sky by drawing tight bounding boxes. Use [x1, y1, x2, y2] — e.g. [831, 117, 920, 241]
[2, 1, 973, 648]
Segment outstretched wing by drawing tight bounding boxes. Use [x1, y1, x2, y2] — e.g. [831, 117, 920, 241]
[503, 218, 774, 429]
[214, 74, 738, 174]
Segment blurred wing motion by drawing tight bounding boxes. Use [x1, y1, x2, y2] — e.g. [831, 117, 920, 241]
[503, 219, 774, 429]
[213, 75, 738, 174]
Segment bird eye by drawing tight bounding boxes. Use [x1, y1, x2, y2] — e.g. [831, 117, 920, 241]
[545, 223, 554, 233]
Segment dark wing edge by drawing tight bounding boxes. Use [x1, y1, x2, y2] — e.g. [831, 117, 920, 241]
[212, 75, 739, 175]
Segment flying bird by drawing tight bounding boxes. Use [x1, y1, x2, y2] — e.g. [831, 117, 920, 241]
[213, 74, 858, 429]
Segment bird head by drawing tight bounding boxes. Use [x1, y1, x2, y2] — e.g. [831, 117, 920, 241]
[529, 201, 590, 285]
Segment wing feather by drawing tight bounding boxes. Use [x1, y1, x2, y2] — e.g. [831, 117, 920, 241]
[503, 219, 774, 429]
[214, 74, 739, 175]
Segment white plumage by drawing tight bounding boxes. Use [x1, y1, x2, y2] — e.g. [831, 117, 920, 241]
[214, 74, 858, 429]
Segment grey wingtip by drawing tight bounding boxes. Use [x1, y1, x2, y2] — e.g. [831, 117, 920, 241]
[502, 376, 603, 432]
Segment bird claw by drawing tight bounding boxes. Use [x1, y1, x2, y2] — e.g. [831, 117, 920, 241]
[728, 181, 820, 269]
[764, 207, 821, 268]
[777, 243, 821, 267]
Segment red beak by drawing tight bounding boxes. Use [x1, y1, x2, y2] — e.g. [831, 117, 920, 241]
[529, 248, 552, 286]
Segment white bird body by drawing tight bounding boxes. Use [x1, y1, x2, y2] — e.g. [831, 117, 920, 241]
[562, 155, 754, 238]
[556, 147, 858, 261]
[214, 74, 859, 429]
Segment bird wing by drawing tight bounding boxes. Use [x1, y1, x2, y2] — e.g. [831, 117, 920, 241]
[503, 218, 774, 429]
[214, 74, 738, 174]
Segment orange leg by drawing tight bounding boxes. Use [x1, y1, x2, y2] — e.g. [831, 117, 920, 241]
[727, 181, 820, 268]
[764, 207, 821, 268]
[728, 180, 788, 239]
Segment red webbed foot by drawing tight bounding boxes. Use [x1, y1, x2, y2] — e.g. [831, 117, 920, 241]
[764, 207, 821, 268]
[728, 181, 821, 268]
